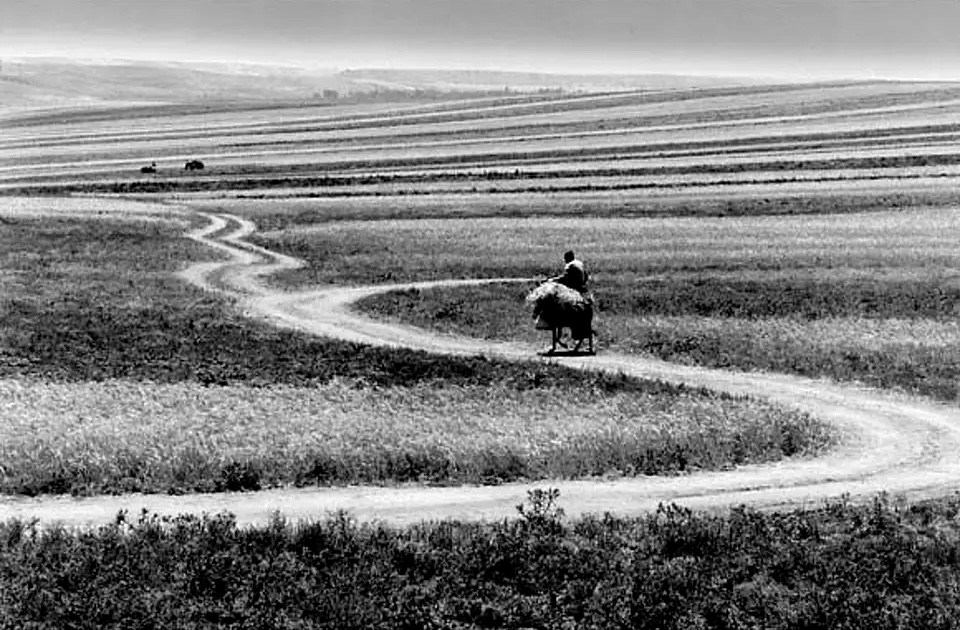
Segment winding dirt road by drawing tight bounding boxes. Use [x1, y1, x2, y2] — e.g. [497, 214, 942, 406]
[4, 208, 960, 528]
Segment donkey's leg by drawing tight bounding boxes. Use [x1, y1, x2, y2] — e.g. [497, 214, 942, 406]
[555, 327, 569, 349]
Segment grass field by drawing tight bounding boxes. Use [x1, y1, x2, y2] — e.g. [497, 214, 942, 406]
[5, 492, 960, 628]
[223, 206, 960, 402]
[1, 378, 829, 496]
[0, 206, 833, 495]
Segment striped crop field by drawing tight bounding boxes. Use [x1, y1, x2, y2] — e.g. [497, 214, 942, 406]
[3, 76, 958, 494]
[8, 80, 960, 201]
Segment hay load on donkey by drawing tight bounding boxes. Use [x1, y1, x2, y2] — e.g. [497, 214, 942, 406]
[526, 281, 595, 354]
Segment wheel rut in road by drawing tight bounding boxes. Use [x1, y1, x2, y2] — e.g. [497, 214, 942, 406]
[4, 209, 960, 528]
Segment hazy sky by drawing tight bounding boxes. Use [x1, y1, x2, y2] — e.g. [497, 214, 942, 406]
[2, 0, 960, 79]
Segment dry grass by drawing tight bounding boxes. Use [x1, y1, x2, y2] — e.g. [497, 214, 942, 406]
[0, 377, 834, 496]
[252, 207, 960, 286]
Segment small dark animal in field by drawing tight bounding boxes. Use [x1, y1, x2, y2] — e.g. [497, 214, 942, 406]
[140, 162, 157, 174]
[184, 159, 205, 171]
[526, 281, 595, 354]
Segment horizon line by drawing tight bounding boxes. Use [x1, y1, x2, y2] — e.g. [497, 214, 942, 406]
[2, 54, 958, 84]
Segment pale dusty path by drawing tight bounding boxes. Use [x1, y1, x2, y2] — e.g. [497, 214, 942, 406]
[4, 209, 960, 529]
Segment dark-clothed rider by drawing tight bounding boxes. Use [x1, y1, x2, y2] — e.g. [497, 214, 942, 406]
[549, 250, 588, 293]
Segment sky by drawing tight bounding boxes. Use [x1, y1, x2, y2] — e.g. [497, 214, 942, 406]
[2, 0, 960, 80]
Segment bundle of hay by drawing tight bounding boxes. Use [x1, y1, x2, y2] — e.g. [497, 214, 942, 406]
[525, 281, 593, 340]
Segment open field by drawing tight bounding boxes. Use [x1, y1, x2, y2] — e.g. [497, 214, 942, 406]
[5, 70, 960, 627]
[309, 208, 959, 402]
[208, 199, 959, 401]
[0, 201, 833, 496]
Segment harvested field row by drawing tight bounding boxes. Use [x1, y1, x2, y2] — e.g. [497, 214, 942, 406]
[0, 90, 584, 140]
[11, 92, 960, 156]
[11, 136, 960, 188]
[10, 124, 960, 187]
[0, 81, 909, 148]
[8, 82, 960, 194]
[3, 81, 957, 149]
[9, 96, 960, 169]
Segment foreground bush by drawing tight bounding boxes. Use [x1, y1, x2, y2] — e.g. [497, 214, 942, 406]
[4, 492, 960, 628]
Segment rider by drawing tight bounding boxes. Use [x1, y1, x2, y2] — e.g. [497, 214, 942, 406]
[549, 250, 588, 293]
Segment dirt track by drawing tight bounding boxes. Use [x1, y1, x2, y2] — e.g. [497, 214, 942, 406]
[4, 208, 960, 529]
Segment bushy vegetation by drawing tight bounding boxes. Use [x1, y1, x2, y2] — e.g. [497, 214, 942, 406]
[5, 492, 960, 628]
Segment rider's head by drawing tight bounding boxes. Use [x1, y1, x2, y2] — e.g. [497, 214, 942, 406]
[563, 250, 575, 263]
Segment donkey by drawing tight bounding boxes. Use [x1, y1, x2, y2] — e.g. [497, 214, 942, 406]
[527, 282, 595, 354]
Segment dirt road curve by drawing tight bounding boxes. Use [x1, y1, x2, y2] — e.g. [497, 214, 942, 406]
[5, 209, 960, 529]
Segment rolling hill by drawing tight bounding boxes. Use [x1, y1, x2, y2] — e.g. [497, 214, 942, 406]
[0, 57, 762, 113]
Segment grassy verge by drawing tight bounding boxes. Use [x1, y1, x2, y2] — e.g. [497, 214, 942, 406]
[1, 378, 832, 496]
[4, 492, 960, 628]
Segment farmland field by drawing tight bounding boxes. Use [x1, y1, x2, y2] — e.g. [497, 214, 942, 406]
[0, 199, 834, 497]
[2, 78, 959, 502]
[345, 208, 960, 401]
[9, 80, 960, 198]
[4, 71, 960, 627]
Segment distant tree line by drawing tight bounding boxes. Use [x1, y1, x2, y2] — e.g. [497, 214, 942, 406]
[313, 85, 567, 104]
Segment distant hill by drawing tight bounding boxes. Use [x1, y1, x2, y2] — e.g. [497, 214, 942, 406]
[0, 58, 353, 110]
[339, 68, 759, 93]
[0, 58, 769, 112]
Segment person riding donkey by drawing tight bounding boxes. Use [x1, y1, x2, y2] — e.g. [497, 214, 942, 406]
[533, 249, 593, 352]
